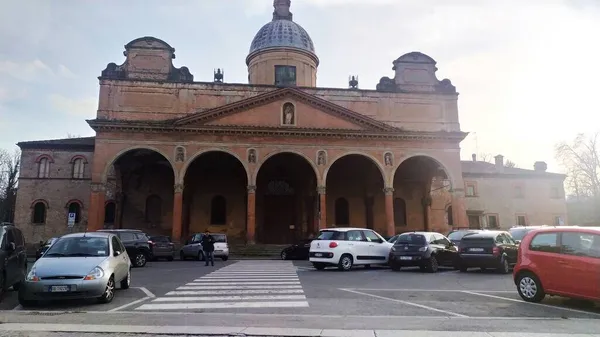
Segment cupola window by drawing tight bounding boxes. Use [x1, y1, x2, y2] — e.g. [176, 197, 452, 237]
[275, 65, 296, 86]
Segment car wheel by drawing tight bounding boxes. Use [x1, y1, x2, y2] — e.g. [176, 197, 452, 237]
[221, 256, 228, 261]
[12, 281, 21, 291]
[197, 251, 204, 261]
[312, 262, 326, 270]
[498, 258, 510, 274]
[427, 256, 439, 273]
[134, 252, 147, 267]
[281, 251, 288, 260]
[179, 251, 185, 261]
[0, 272, 5, 300]
[338, 254, 353, 271]
[167, 256, 174, 261]
[517, 272, 545, 303]
[459, 266, 468, 272]
[98, 276, 115, 303]
[18, 288, 36, 308]
[120, 269, 131, 290]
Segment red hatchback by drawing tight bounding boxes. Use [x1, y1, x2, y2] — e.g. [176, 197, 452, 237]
[513, 226, 600, 303]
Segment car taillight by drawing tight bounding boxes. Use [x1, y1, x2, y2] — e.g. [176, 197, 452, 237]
[492, 247, 500, 256]
[329, 242, 338, 248]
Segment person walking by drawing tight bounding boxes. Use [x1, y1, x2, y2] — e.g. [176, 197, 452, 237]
[201, 230, 215, 267]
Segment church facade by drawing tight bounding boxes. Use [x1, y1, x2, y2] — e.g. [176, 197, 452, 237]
[15, 1, 563, 246]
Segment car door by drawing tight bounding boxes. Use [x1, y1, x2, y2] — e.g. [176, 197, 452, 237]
[111, 236, 127, 281]
[501, 233, 519, 264]
[118, 232, 137, 257]
[437, 234, 457, 266]
[527, 232, 562, 293]
[346, 230, 369, 264]
[363, 230, 391, 263]
[557, 232, 600, 299]
[190, 234, 203, 256]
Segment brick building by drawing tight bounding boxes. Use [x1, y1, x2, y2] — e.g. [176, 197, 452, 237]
[12, 1, 566, 245]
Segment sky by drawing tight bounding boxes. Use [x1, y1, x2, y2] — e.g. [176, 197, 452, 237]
[0, 0, 598, 173]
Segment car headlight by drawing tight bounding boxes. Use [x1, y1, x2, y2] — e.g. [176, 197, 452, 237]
[418, 246, 428, 252]
[390, 247, 396, 252]
[26, 267, 40, 282]
[84, 266, 104, 281]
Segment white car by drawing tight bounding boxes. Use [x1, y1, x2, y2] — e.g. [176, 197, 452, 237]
[309, 228, 394, 271]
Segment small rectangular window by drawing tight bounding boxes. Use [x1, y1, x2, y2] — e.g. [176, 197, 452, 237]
[466, 184, 476, 197]
[529, 233, 559, 253]
[487, 215, 499, 229]
[517, 215, 527, 227]
[274, 65, 296, 86]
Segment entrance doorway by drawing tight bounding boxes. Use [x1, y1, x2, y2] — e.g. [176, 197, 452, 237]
[263, 180, 295, 243]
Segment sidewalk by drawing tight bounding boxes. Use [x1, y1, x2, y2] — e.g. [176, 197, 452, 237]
[1, 323, 599, 336]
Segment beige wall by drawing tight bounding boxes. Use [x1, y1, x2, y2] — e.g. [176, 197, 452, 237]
[248, 50, 317, 87]
[463, 175, 567, 228]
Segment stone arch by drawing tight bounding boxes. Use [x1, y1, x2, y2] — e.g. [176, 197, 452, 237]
[101, 146, 176, 184]
[391, 153, 455, 189]
[323, 152, 386, 187]
[253, 150, 320, 186]
[65, 199, 84, 209]
[34, 154, 54, 163]
[180, 148, 250, 185]
[69, 155, 88, 164]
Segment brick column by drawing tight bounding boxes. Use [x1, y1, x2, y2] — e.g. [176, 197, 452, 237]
[451, 189, 468, 229]
[246, 185, 256, 244]
[172, 183, 184, 243]
[88, 183, 106, 231]
[317, 186, 326, 229]
[384, 187, 395, 236]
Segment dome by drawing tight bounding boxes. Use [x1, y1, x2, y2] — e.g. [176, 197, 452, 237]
[249, 19, 316, 58]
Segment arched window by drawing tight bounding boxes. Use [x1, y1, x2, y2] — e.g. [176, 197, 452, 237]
[32, 201, 47, 224]
[38, 157, 50, 178]
[335, 198, 350, 225]
[394, 198, 407, 226]
[447, 206, 454, 227]
[145, 195, 162, 224]
[72, 158, 85, 179]
[210, 195, 227, 225]
[67, 202, 81, 223]
[104, 202, 116, 224]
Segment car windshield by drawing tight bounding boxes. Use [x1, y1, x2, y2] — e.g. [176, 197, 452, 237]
[396, 233, 427, 245]
[448, 231, 476, 241]
[45, 237, 58, 246]
[317, 230, 345, 240]
[44, 236, 110, 257]
[150, 236, 170, 243]
[212, 234, 227, 243]
[509, 228, 532, 241]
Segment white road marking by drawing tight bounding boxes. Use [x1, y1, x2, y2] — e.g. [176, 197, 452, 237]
[346, 288, 515, 293]
[136, 301, 309, 310]
[108, 287, 157, 312]
[340, 288, 469, 318]
[177, 285, 302, 290]
[166, 289, 306, 295]
[153, 295, 306, 302]
[462, 291, 600, 318]
[197, 277, 300, 280]
[135, 287, 155, 298]
[186, 281, 300, 286]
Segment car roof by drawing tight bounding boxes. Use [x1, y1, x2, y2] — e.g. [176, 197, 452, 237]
[98, 229, 143, 232]
[399, 231, 435, 235]
[525, 226, 600, 234]
[462, 231, 505, 239]
[320, 227, 372, 232]
[61, 232, 112, 238]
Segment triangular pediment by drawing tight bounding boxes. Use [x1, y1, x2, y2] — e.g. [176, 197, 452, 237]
[173, 88, 398, 132]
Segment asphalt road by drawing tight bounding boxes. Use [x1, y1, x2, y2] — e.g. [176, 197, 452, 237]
[2, 259, 600, 334]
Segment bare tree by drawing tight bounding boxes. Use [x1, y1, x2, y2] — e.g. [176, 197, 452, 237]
[505, 160, 518, 168]
[67, 133, 81, 138]
[0, 148, 20, 223]
[478, 153, 493, 163]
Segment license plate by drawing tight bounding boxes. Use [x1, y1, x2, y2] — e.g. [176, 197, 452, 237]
[469, 248, 484, 252]
[49, 285, 71, 292]
[400, 256, 412, 260]
[215, 250, 222, 253]
[314, 253, 323, 257]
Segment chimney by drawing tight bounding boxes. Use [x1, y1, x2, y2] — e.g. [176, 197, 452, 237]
[494, 155, 504, 171]
[534, 161, 547, 172]
[472, 153, 477, 162]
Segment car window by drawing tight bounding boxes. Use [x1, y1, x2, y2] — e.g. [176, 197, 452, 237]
[437, 235, 451, 246]
[448, 231, 473, 241]
[111, 236, 121, 254]
[45, 237, 110, 257]
[363, 230, 382, 243]
[387, 234, 399, 243]
[503, 233, 517, 245]
[119, 232, 135, 242]
[347, 230, 365, 241]
[561, 232, 597, 257]
[317, 230, 345, 240]
[529, 233, 559, 253]
[212, 234, 227, 243]
[509, 228, 530, 241]
[396, 233, 426, 245]
[495, 234, 508, 244]
[192, 234, 203, 243]
[134, 233, 147, 241]
[151, 236, 170, 243]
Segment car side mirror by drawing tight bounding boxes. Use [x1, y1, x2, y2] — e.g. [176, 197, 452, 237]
[6, 242, 15, 252]
[114, 250, 121, 257]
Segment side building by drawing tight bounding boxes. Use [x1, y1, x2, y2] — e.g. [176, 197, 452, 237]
[459, 154, 567, 229]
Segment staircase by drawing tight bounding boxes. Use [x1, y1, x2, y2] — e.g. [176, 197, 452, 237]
[229, 244, 288, 259]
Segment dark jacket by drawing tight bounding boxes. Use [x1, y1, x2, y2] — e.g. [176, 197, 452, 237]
[201, 234, 215, 252]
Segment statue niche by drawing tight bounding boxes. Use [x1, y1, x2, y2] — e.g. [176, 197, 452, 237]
[282, 102, 295, 126]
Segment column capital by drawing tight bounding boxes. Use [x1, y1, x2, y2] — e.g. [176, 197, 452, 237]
[247, 185, 257, 193]
[174, 183, 184, 194]
[317, 186, 326, 195]
[90, 182, 106, 193]
[383, 187, 394, 195]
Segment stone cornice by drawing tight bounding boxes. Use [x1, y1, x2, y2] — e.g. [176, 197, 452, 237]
[86, 119, 467, 142]
[463, 172, 566, 180]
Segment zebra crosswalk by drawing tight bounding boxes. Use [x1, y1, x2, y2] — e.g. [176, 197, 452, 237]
[135, 261, 309, 311]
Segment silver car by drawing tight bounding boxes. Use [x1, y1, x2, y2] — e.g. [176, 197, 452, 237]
[18, 232, 131, 307]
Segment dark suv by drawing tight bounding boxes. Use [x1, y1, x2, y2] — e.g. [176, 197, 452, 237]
[0, 224, 27, 298]
[389, 231, 459, 273]
[457, 231, 519, 273]
[97, 229, 152, 267]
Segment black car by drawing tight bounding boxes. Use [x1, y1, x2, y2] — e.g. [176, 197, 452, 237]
[97, 229, 152, 267]
[457, 231, 519, 274]
[35, 237, 58, 260]
[388, 232, 459, 273]
[0, 224, 27, 298]
[281, 239, 312, 260]
[447, 229, 484, 249]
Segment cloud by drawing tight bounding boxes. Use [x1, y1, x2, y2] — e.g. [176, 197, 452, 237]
[57, 64, 77, 78]
[48, 94, 97, 117]
[0, 59, 54, 82]
[0, 87, 28, 103]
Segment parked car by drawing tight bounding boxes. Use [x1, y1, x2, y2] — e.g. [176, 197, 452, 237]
[180, 233, 229, 261]
[281, 239, 312, 260]
[18, 232, 131, 307]
[509, 226, 548, 244]
[513, 226, 600, 303]
[36, 237, 59, 260]
[447, 229, 484, 249]
[97, 229, 152, 267]
[388, 232, 458, 273]
[0, 224, 27, 299]
[457, 231, 519, 274]
[309, 228, 393, 271]
[387, 234, 400, 244]
[148, 235, 175, 261]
